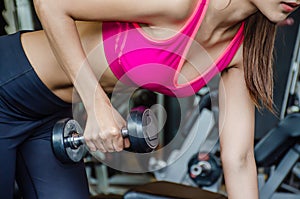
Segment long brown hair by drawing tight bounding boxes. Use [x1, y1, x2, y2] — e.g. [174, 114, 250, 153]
[243, 11, 277, 112]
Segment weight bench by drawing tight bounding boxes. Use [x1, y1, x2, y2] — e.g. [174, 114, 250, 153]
[123, 181, 227, 199]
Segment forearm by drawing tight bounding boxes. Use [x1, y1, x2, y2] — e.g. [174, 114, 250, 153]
[222, 153, 259, 199]
[34, 0, 110, 108]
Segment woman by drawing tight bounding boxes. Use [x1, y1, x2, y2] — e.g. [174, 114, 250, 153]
[0, 0, 299, 198]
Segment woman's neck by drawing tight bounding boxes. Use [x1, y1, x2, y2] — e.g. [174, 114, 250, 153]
[206, 0, 257, 30]
[197, 0, 257, 44]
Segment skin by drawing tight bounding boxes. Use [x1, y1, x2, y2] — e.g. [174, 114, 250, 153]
[22, 0, 299, 198]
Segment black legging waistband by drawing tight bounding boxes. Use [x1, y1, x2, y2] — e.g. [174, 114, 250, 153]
[0, 31, 72, 119]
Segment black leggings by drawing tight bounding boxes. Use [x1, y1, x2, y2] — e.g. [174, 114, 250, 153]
[0, 32, 89, 199]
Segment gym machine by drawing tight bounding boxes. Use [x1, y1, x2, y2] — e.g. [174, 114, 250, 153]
[2, 0, 35, 34]
[123, 83, 226, 198]
[148, 81, 224, 193]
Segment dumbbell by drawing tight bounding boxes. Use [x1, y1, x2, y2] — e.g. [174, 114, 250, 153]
[52, 106, 159, 163]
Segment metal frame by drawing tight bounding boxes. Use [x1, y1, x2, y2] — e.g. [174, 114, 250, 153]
[280, 25, 300, 119]
[2, 0, 34, 34]
[259, 145, 300, 199]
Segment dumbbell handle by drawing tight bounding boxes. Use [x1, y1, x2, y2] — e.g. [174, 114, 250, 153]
[64, 128, 129, 149]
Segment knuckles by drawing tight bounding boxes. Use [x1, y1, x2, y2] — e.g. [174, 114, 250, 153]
[84, 126, 124, 152]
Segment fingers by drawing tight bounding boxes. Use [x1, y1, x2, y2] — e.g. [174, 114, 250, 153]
[83, 104, 127, 153]
[84, 127, 124, 153]
[124, 138, 131, 149]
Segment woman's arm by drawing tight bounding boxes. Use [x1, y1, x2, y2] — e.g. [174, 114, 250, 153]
[218, 63, 258, 198]
[33, 0, 170, 152]
[34, 0, 183, 24]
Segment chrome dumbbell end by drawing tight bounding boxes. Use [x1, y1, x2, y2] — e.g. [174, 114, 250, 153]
[64, 134, 85, 149]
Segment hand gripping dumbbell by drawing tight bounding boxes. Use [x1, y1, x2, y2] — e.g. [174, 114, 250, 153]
[52, 106, 159, 163]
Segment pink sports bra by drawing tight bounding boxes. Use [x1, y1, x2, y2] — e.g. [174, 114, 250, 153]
[102, 0, 244, 97]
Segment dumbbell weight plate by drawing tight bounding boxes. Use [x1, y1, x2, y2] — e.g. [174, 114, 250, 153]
[187, 153, 222, 187]
[52, 118, 86, 163]
[127, 106, 159, 153]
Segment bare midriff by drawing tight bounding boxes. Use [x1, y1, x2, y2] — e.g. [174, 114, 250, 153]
[21, 22, 118, 103]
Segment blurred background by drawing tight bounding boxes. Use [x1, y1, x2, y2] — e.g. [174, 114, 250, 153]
[1, 1, 300, 199]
